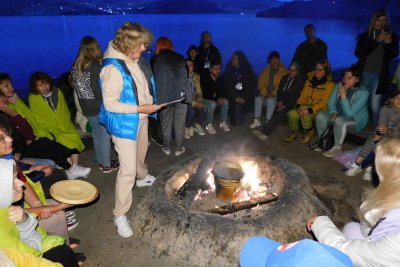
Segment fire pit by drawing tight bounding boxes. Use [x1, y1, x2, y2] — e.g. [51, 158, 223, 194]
[131, 151, 326, 267]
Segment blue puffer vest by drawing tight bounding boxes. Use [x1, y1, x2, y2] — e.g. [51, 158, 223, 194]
[99, 58, 157, 140]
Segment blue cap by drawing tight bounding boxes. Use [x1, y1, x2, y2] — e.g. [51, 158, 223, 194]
[240, 237, 353, 267]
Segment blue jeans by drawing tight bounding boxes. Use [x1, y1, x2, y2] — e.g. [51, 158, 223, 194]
[22, 158, 57, 167]
[254, 95, 277, 120]
[185, 105, 206, 127]
[203, 99, 229, 125]
[362, 72, 381, 128]
[87, 115, 111, 167]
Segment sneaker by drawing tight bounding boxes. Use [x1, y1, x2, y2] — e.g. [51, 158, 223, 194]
[193, 123, 205, 136]
[323, 146, 342, 158]
[313, 147, 322, 152]
[345, 162, 362, 176]
[252, 130, 268, 141]
[205, 124, 216, 135]
[300, 129, 315, 144]
[66, 164, 91, 179]
[175, 147, 186, 156]
[362, 166, 373, 181]
[65, 210, 76, 219]
[114, 215, 133, 238]
[250, 118, 261, 129]
[99, 160, 120, 174]
[284, 131, 298, 143]
[219, 121, 230, 132]
[189, 127, 194, 136]
[67, 217, 79, 231]
[184, 128, 191, 139]
[162, 147, 171, 156]
[135, 174, 157, 187]
[151, 136, 163, 147]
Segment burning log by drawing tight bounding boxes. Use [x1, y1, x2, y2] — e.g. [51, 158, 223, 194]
[208, 193, 278, 215]
[175, 157, 214, 199]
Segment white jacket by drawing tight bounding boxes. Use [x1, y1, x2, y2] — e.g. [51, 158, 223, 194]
[312, 215, 400, 266]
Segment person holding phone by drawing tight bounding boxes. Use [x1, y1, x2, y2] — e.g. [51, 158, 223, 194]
[355, 9, 399, 128]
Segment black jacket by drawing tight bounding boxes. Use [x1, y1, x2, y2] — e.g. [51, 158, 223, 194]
[200, 72, 226, 101]
[196, 44, 222, 74]
[292, 38, 328, 74]
[355, 30, 399, 94]
[153, 49, 192, 104]
[277, 74, 306, 109]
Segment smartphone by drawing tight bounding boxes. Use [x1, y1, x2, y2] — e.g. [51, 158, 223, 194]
[383, 26, 392, 34]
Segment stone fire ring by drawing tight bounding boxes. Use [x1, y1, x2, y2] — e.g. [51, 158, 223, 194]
[131, 152, 324, 267]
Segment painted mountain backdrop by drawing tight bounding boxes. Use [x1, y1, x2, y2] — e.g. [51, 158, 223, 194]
[0, 0, 398, 19]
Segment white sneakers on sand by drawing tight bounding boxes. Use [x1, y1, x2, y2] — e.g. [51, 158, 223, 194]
[323, 146, 342, 158]
[219, 121, 230, 132]
[193, 123, 205, 136]
[136, 174, 157, 187]
[206, 124, 216, 135]
[175, 147, 185, 156]
[66, 164, 91, 179]
[250, 118, 261, 129]
[114, 215, 133, 238]
[345, 162, 362, 176]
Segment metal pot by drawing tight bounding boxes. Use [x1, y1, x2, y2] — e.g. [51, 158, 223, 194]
[212, 162, 244, 202]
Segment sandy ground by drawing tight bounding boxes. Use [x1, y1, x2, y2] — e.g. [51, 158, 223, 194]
[70, 119, 370, 267]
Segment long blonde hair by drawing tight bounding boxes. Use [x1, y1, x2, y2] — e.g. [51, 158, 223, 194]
[73, 36, 102, 73]
[359, 137, 400, 223]
[367, 9, 390, 37]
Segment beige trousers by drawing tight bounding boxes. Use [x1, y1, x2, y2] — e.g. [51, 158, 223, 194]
[38, 199, 69, 244]
[112, 118, 149, 217]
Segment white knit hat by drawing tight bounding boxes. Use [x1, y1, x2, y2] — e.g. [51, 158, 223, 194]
[0, 159, 14, 208]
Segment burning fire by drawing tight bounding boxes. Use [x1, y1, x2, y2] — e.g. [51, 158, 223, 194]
[194, 160, 269, 203]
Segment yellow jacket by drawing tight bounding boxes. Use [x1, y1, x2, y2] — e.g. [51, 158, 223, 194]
[191, 73, 204, 106]
[0, 248, 62, 267]
[257, 63, 286, 97]
[297, 71, 335, 113]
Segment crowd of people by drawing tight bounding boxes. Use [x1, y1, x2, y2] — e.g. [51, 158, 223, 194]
[0, 7, 399, 267]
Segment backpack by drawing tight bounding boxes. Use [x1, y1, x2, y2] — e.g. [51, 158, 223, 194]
[309, 123, 334, 151]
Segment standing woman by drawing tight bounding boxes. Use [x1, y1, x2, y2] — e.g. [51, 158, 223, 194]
[99, 22, 160, 238]
[223, 51, 257, 126]
[71, 36, 118, 174]
[153, 36, 192, 157]
[355, 9, 399, 128]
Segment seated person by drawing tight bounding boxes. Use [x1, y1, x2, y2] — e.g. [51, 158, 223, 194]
[0, 73, 90, 179]
[253, 62, 306, 141]
[285, 59, 335, 144]
[200, 61, 230, 134]
[345, 90, 400, 179]
[307, 137, 400, 266]
[0, 159, 82, 267]
[223, 51, 256, 126]
[315, 65, 369, 157]
[250, 51, 286, 128]
[184, 59, 206, 139]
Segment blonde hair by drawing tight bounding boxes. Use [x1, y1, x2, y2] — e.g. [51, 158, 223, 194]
[112, 22, 153, 55]
[368, 9, 390, 36]
[359, 137, 400, 224]
[73, 36, 102, 73]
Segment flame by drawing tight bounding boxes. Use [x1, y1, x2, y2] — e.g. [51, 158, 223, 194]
[206, 169, 215, 190]
[239, 161, 261, 192]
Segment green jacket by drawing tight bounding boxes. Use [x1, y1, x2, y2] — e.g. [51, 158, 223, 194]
[28, 89, 84, 152]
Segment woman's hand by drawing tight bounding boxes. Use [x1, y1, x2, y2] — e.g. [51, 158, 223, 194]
[194, 101, 204, 109]
[8, 206, 26, 223]
[137, 104, 161, 114]
[306, 215, 317, 232]
[339, 85, 348, 99]
[37, 207, 53, 220]
[376, 124, 389, 135]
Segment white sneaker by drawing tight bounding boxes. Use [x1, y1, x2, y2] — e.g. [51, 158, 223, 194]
[162, 147, 171, 156]
[175, 147, 186, 156]
[345, 162, 362, 176]
[363, 166, 373, 181]
[323, 146, 342, 158]
[136, 174, 157, 187]
[189, 127, 194, 136]
[206, 124, 216, 135]
[250, 118, 261, 129]
[114, 215, 133, 238]
[252, 130, 268, 141]
[219, 121, 230, 132]
[66, 164, 91, 179]
[184, 128, 191, 139]
[193, 123, 205, 136]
